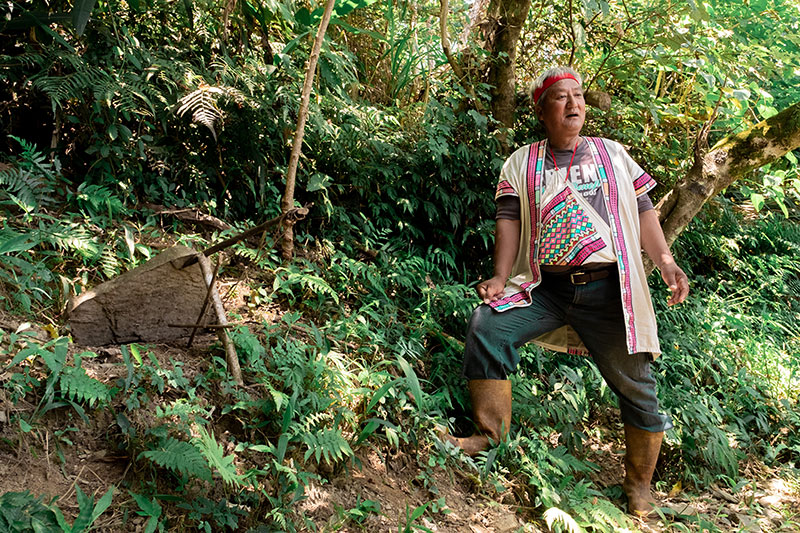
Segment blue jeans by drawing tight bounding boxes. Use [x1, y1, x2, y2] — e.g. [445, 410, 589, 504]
[462, 270, 673, 432]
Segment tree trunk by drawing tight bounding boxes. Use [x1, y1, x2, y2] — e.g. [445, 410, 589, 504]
[485, 0, 532, 133]
[280, 0, 337, 260]
[657, 101, 800, 248]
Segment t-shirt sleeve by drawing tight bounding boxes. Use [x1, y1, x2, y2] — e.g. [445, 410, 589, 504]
[637, 192, 654, 213]
[623, 149, 657, 198]
[496, 196, 521, 220]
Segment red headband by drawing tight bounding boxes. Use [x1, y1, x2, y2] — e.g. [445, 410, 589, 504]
[533, 73, 579, 104]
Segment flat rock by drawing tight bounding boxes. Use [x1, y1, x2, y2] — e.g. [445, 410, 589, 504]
[68, 245, 213, 345]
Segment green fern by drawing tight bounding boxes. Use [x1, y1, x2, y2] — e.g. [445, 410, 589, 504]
[33, 64, 112, 110]
[59, 366, 110, 407]
[301, 427, 354, 465]
[156, 400, 211, 423]
[176, 83, 245, 141]
[274, 266, 341, 304]
[140, 436, 212, 482]
[99, 244, 120, 278]
[0, 137, 60, 212]
[194, 426, 243, 486]
[34, 222, 101, 259]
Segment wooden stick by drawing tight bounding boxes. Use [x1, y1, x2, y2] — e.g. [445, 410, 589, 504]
[187, 255, 219, 348]
[197, 254, 243, 386]
[178, 206, 309, 269]
[169, 323, 235, 329]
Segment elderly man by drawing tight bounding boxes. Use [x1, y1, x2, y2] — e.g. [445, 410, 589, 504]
[446, 66, 689, 517]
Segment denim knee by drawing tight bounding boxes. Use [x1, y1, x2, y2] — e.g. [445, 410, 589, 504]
[462, 305, 510, 380]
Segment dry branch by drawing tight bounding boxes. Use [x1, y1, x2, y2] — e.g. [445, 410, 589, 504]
[197, 254, 243, 386]
[144, 203, 231, 231]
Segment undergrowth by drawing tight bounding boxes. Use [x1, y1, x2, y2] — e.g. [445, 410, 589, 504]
[2, 187, 799, 531]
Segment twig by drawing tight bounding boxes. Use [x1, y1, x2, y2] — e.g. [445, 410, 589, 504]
[567, 0, 576, 66]
[58, 464, 87, 504]
[197, 254, 243, 386]
[187, 256, 220, 348]
[45, 431, 50, 481]
[439, 0, 482, 109]
[170, 323, 236, 329]
[280, 0, 336, 259]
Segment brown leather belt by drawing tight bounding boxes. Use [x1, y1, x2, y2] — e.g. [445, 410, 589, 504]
[543, 265, 615, 286]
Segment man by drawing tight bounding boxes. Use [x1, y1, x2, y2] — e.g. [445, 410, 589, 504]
[446, 66, 690, 517]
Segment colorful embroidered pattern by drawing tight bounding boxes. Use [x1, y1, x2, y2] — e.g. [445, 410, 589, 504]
[495, 179, 517, 199]
[538, 189, 606, 265]
[588, 137, 638, 352]
[490, 142, 545, 311]
[633, 172, 656, 196]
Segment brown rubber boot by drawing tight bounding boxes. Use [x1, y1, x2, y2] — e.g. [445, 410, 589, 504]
[445, 379, 512, 456]
[622, 424, 664, 518]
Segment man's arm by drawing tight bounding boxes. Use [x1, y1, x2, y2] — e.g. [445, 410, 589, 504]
[639, 209, 689, 306]
[476, 219, 521, 304]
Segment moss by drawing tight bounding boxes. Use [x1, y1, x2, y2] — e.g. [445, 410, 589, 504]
[710, 101, 800, 175]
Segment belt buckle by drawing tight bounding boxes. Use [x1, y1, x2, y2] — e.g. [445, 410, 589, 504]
[570, 271, 588, 285]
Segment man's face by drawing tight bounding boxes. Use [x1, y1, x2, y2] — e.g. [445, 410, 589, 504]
[537, 78, 585, 138]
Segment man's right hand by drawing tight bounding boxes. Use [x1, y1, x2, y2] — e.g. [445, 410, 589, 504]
[476, 275, 507, 304]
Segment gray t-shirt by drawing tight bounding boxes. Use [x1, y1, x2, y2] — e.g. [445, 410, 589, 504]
[496, 138, 653, 220]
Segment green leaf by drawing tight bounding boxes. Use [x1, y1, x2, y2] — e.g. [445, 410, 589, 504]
[0, 233, 36, 255]
[129, 343, 142, 365]
[307, 173, 332, 192]
[89, 486, 115, 525]
[397, 356, 424, 409]
[72, 0, 99, 35]
[750, 192, 765, 211]
[732, 89, 751, 102]
[140, 437, 212, 481]
[194, 427, 243, 486]
[19, 417, 33, 432]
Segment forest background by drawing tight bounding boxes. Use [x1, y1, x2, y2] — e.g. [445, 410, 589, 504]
[1, 0, 800, 531]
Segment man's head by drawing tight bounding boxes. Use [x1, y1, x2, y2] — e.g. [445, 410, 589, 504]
[530, 67, 585, 139]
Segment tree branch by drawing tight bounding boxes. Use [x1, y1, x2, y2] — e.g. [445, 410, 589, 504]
[656, 100, 800, 248]
[440, 0, 481, 108]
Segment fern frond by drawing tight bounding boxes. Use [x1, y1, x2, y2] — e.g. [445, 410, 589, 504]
[176, 83, 245, 141]
[37, 223, 100, 258]
[32, 65, 111, 109]
[0, 168, 46, 211]
[193, 426, 243, 486]
[302, 411, 333, 431]
[543, 507, 583, 533]
[0, 138, 60, 211]
[100, 244, 120, 279]
[140, 437, 212, 482]
[176, 85, 225, 140]
[301, 428, 354, 465]
[59, 366, 110, 408]
[155, 400, 210, 423]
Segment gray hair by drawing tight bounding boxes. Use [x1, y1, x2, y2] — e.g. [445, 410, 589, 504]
[529, 66, 583, 107]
